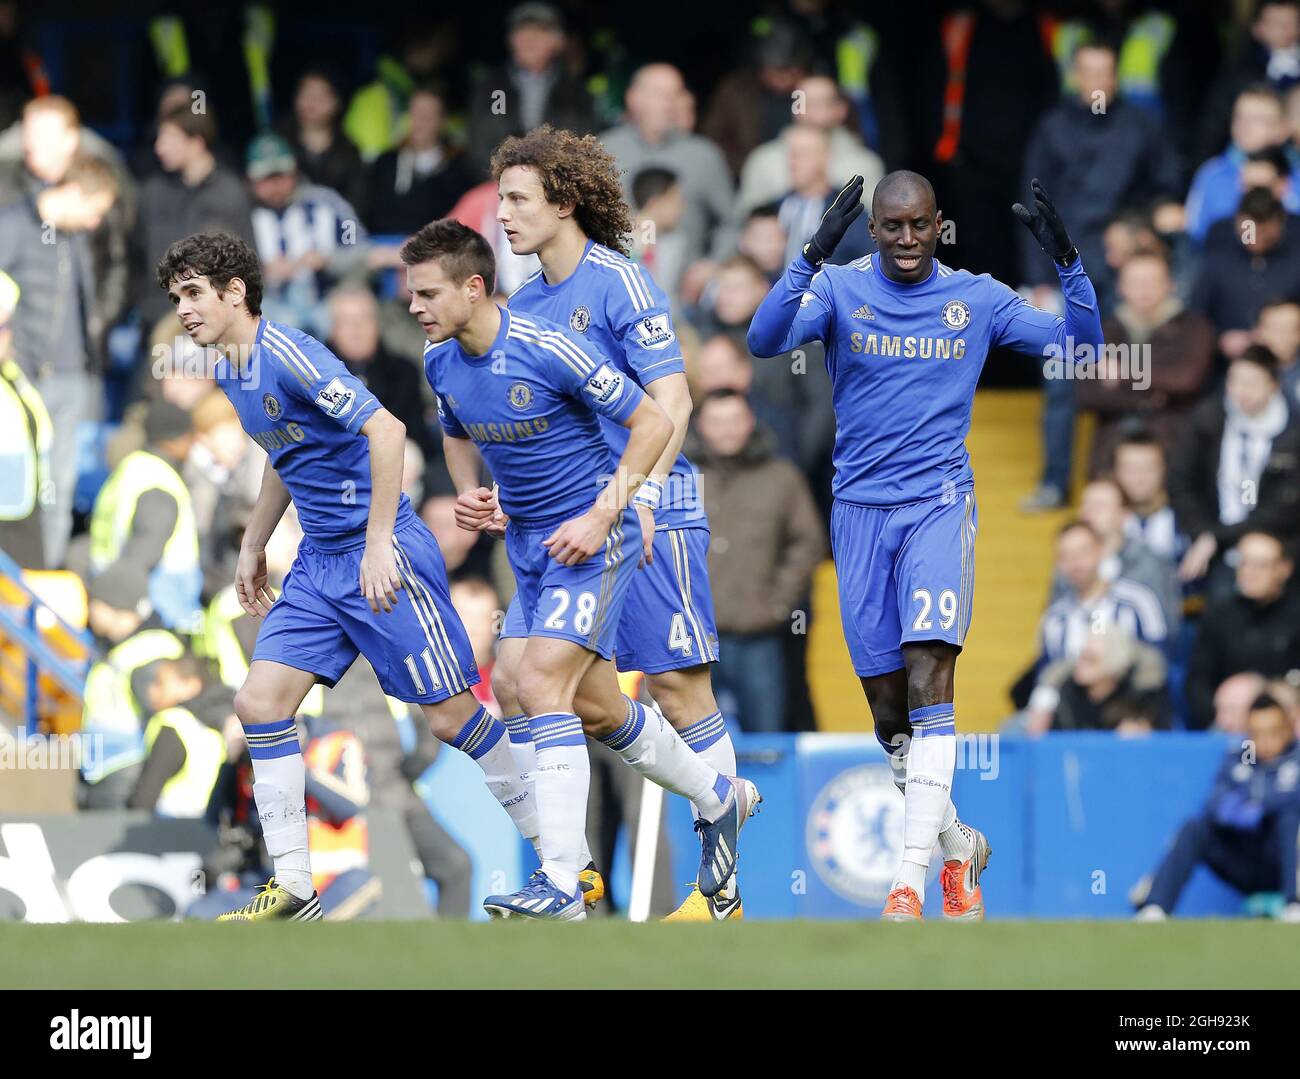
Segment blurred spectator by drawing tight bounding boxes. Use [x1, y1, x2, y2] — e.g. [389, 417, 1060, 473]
[467, 3, 595, 172]
[1078, 250, 1214, 471]
[692, 389, 824, 732]
[344, 18, 460, 162]
[88, 399, 202, 635]
[1026, 625, 1168, 736]
[737, 206, 788, 282]
[702, 16, 811, 178]
[734, 74, 884, 220]
[692, 333, 797, 460]
[628, 166, 688, 309]
[367, 86, 476, 237]
[1186, 531, 1300, 730]
[1198, 0, 1300, 165]
[279, 68, 367, 215]
[1254, 296, 1300, 407]
[1036, 521, 1168, 674]
[692, 255, 836, 483]
[1135, 692, 1300, 922]
[769, 125, 873, 266]
[79, 564, 182, 808]
[135, 103, 254, 329]
[926, 0, 1058, 286]
[1019, 40, 1180, 512]
[1113, 430, 1186, 565]
[327, 285, 437, 460]
[451, 576, 502, 714]
[1019, 41, 1181, 295]
[0, 153, 119, 568]
[128, 653, 232, 817]
[1214, 671, 1269, 735]
[1053, 478, 1182, 636]
[602, 64, 734, 265]
[419, 492, 493, 583]
[0, 293, 50, 568]
[183, 390, 252, 600]
[1169, 346, 1300, 591]
[1268, 676, 1300, 734]
[1185, 86, 1297, 244]
[248, 133, 368, 339]
[1193, 188, 1300, 350]
[0, 95, 134, 349]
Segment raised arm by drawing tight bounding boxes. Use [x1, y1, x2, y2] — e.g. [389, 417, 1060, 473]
[998, 179, 1103, 362]
[747, 175, 864, 359]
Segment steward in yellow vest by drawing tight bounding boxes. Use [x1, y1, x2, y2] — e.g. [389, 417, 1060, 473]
[129, 653, 233, 819]
[89, 399, 202, 634]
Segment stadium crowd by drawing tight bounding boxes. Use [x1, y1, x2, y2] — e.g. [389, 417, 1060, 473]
[1, 1, 1300, 913]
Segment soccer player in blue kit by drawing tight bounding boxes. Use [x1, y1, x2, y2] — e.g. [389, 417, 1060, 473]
[486, 126, 748, 920]
[157, 232, 542, 921]
[404, 219, 761, 920]
[748, 173, 1104, 920]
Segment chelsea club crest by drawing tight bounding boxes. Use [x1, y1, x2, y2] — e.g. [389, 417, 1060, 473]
[570, 306, 591, 333]
[263, 393, 281, 419]
[508, 382, 534, 411]
[941, 299, 971, 330]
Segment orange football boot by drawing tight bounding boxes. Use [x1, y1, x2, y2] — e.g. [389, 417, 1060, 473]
[881, 885, 923, 921]
[941, 828, 991, 921]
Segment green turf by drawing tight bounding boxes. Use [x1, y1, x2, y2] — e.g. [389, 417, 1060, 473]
[3, 920, 1297, 989]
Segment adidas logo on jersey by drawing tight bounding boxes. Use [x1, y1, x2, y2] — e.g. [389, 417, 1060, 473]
[851, 303, 875, 320]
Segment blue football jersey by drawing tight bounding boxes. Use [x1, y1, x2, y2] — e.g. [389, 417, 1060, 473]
[508, 240, 705, 529]
[425, 306, 646, 525]
[215, 318, 416, 549]
[748, 252, 1103, 505]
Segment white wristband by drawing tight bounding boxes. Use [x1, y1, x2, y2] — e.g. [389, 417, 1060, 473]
[633, 479, 663, 510]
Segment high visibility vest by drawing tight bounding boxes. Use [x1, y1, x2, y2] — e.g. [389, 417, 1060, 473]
[935, 12, 1057, 163]
[89, 450, 201, 633]
[81, 628, 185, 781]
[343, 55, 413, 162]
[143, 704, 226, 818]
[197, 584, 325, 715]
[1052, 13, 1175, 114]
[304, 729, 369, 892]
[0, 358, 51, 520]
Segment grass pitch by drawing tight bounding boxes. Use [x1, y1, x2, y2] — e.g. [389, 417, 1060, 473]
[3, 919, 1297, 989]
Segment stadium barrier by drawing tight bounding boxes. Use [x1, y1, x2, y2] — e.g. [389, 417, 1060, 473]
[0, 734, 1249, 921]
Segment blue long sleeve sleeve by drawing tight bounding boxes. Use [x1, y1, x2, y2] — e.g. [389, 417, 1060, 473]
[747, 254, 830, 358]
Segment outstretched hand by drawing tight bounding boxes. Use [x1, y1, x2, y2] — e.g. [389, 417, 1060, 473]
[1012, 178, 1077, 265]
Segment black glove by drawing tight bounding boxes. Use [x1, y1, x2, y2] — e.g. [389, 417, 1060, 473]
[803, 174, 865, 265]
[1012, 178, 1078, 267]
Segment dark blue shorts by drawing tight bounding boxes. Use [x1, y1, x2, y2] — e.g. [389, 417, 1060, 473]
[502, 506, 640, 659]
[252, 519, 479, 703]
[830, 490, 978, 677]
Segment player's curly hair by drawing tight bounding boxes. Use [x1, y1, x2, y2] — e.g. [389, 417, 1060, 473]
[155, 231, 263, 315]
[490, 125, 634, 256]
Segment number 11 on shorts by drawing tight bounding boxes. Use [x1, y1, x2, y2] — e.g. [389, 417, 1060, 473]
[404, 647, 444, 695]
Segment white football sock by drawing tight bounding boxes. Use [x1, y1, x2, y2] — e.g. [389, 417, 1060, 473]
[878, 726, 974, 866]
[454, 707, 540, 852]
[528, 711, 590, 897]
[897, 705, 958, 904]
[602, 698, 731, 822]
[243, 717, 312, 900]
[677, 710, 737, 822]
[506, 712, 592, 865]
